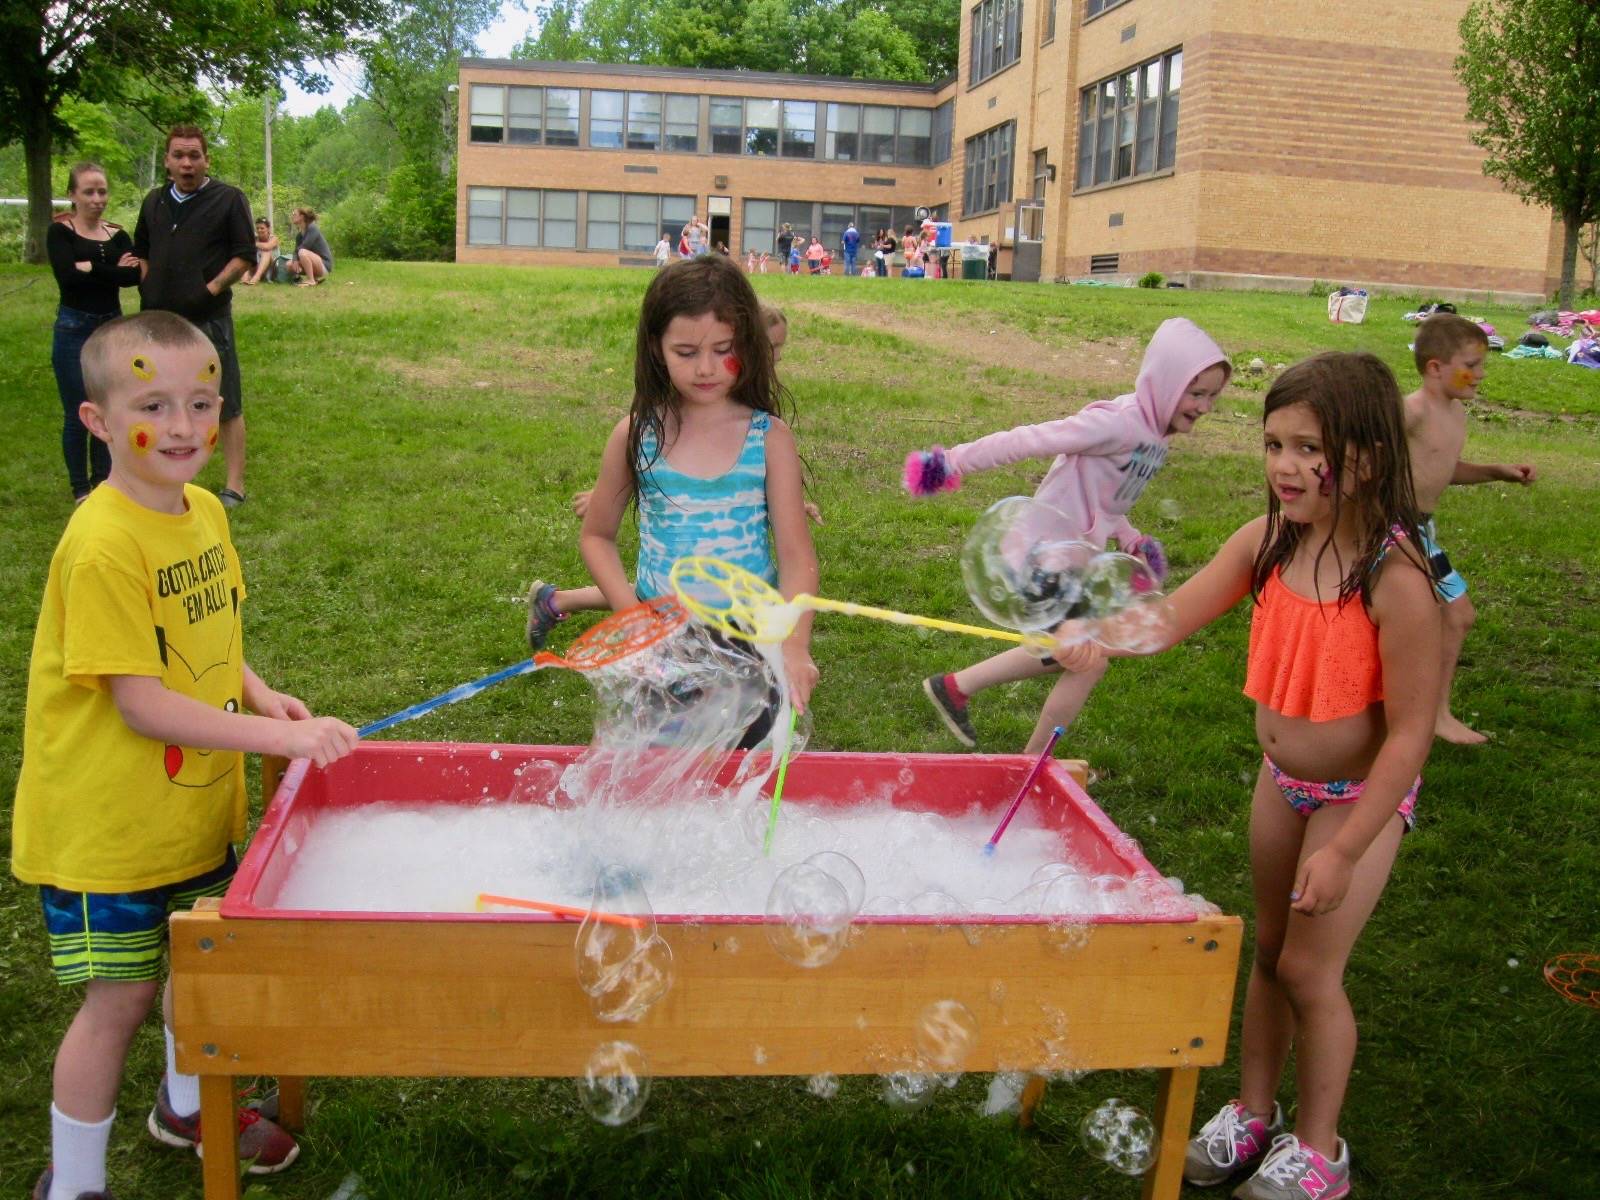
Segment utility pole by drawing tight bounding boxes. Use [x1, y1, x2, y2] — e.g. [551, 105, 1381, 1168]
[263, 89, 276, 234]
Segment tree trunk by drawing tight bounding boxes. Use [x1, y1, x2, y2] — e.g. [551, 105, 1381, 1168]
[22, 104, 55, 266]
[1559, 210, 1581, 310]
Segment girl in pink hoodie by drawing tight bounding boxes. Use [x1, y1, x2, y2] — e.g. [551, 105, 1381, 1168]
[907, 317, 1231, 753]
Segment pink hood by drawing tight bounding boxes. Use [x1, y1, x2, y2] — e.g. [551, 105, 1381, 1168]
[945, 318, 1229, 548]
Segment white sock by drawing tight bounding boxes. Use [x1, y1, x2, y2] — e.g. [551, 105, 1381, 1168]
[49, 1103, 113, 1200]
[164, 1025, 202, 1118]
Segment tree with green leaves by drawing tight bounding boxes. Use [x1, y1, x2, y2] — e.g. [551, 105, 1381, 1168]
[0, 0, 383, 263]
[1457, 0, 1600, 307]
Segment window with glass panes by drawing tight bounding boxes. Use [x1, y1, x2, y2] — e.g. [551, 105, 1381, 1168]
[467, 187, 502, 242]
[546, 89, 580, 146]
[825, 103, 859, 160]
[507, 87, 541, 144]
[589, 91, 623, 149]
[586, 193, 621, 249]
[820, 204, 855, 252]
[962, 121, 1014, 215]
[743, 199, 776, 255]
[626, 93, 661, 151]
[465, 187, 573, 248]
[543, 190, 577, 247]
[506, 189, 540, 245]
[969, 0, 1022, 85]
[780, 200, 814, 240]
[861, 106, 896, 163]
[469, 86, 504, 142]
[897, 108, 931, 165]
[932, 100, 953, 164]
[661, 195, 694, 244]
[665, 94, 699, 152]
[1085, 0, 1131, 17]
[782, 100, 816, 158]
[1043, 0, 1055, 42]
[1075, 48, 1181, 188]
[710, 97, 742, 154]
[745, 98, 779, 155]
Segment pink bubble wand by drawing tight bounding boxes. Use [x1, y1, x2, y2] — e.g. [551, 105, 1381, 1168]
[983, 725, 1064, 856]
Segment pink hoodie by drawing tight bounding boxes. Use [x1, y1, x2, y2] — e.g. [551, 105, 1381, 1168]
[945, 318, 1229, 548]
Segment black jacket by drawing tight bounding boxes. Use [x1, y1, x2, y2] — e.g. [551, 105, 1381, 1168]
[133, 179, 255, 322]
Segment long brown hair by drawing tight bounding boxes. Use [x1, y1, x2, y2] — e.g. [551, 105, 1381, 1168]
[625, 254, 790, 505]
[1251, 352, 1431, 609]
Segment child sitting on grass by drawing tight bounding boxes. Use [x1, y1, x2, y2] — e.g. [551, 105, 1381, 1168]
[1061, 352, 1439, 1200]
[906, 317, 1230, 753]
[1403, 313, 1535, 744]
[12, 312, 359, 1200]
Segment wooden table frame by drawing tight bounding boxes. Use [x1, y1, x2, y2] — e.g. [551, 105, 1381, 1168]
[170, 757, 1241, 1200]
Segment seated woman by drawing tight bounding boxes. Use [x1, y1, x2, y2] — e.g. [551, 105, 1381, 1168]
[242, 217, 279, 285]
[287, 206, 333, 287]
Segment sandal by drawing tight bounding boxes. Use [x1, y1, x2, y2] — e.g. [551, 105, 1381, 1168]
[217, 488, 246, 509]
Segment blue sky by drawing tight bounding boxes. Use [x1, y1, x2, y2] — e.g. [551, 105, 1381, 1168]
[280, 1, 535, 116]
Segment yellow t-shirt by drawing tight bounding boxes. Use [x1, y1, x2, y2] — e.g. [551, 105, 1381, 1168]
[11, 484, 248, 892]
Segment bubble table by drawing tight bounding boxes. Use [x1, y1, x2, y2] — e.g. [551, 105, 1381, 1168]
[170, 742, 1242, 1199]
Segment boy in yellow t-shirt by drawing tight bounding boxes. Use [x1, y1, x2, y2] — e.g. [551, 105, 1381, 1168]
[11, 312, 359, 1200]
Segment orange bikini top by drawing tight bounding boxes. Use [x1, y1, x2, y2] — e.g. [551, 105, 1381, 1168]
[1244, 569, 1383, 722]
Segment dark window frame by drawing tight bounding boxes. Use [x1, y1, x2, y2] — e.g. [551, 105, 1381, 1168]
[1074, 47, 1181, 191]
[962, 120, 1015, 217]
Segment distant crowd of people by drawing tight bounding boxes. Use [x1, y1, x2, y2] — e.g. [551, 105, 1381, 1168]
[651, 215, 958, 278]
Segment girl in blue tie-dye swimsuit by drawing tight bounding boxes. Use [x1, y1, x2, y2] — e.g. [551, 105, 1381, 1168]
[576, 255, 819, 711]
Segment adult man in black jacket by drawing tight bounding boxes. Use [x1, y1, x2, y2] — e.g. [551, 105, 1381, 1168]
[133, 126, 256, 507]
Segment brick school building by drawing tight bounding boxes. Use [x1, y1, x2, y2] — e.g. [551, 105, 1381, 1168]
[456, 0, 1559, 299]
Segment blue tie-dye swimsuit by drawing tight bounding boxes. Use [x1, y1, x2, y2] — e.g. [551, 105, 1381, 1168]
[634, 411, 776, 600]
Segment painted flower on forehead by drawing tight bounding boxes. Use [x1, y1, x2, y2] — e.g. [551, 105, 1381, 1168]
[129, 424, 155, 454]
[131, 356, 155, 381]
[198, 359, 219, 383]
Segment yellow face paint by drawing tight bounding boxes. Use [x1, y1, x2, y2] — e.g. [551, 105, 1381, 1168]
[198, 359, 219, 383]
[1452, 367, 1475, 391]
[129, 424, 156, 455]
[206, 426, 219, 449]
[131, 356, 155, 381]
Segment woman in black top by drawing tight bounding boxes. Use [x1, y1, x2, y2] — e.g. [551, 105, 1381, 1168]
[46, 162, 140, 501]
[288, 206, 334, 287]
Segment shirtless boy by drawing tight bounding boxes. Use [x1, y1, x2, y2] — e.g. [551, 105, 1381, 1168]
[1404, 314, 1536, 744]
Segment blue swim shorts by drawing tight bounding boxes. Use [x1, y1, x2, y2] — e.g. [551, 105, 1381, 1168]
[39, 849, 237, 985]
[1419, 517, 1467, 603]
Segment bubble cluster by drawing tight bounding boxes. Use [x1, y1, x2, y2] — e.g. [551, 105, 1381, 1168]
[806, 1072, 840, 1099]
[879, 1066, 942, 1112]
[765, 852, 865, 967]
[915, 999, 980, 1071]
[577, 1041, 651, 1126]
[575, 866, 675, 1023]
[1080, 1098, 1159, 1176]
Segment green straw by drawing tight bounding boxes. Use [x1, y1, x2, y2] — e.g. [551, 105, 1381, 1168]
[762, 706, 800, 855]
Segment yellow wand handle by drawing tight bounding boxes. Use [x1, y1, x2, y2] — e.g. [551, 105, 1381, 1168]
[797, 595, 1054, 652]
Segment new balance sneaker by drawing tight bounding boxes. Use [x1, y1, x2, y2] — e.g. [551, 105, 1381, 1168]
[525, 580, 567, 651]
[922, 674, 977, 747]
[147, 1080, 300, 1175]
[1184, 1099, 1284, 1186]
[32, 1168, 115, 1200]
[1233, 1133, 1350, 1200]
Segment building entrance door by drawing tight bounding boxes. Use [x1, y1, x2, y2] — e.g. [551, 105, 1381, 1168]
[1012, 201, 1045, 283]
[709, 213, 730, 255]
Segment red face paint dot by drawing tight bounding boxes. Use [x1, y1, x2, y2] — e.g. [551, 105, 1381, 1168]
[164, 744, 184, 779]
[723, 355, 741, 377]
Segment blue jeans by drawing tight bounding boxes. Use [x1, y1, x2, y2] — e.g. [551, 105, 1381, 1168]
[844, 251, 857, 275]
[52, 305, 116, 498]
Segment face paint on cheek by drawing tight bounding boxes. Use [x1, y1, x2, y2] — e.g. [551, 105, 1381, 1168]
[129, 424, 155, 455]
[1312, 463, 1334, 496]
[1452, 368, 1475, 391]
[722, 355, 741, 378]
[206, 426, 219, 449]
[131, 356, 155, 381]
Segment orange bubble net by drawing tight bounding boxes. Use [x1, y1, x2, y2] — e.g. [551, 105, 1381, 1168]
[533, 595, 688, 672]
[1542, 953, 1600, 1009]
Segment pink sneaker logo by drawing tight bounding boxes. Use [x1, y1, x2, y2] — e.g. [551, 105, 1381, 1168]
[1299, 1168, 1329, 1198]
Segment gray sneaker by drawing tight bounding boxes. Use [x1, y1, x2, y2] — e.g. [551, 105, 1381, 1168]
[922, 674, 977, 747]
[1185, 1099, 1283, 1186]
[1232, 1133, 1349, 1200]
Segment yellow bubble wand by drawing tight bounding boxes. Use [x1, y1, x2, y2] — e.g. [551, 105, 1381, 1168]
[667, 557, 1055, 651]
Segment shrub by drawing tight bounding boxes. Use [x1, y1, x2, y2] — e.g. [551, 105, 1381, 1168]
[1308, 279, 1336, 297]
[1138, 271, 1164, 289]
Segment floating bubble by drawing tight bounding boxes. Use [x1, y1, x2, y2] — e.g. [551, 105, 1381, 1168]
[1080, 1098, 1159, 1176]
[1156, 497, 1183, 521]
[1090, 874, 1132, 916]
[575, 866, 675, 1023]
[907, 889, 966, 920]
[587, 935, 675, 1023]
[806, 1072, 840, 1099]
[577, 1041, 651, 1126]
[961, 497, 1095, 632]
[1082, 552, 1157, 619]
[880, 1066, 941, 1112]
[1091, 591, 1176, 654]
[766, 862, 853, 967]
[805, 850, 867, 914]
[916, 999, 980, 1070]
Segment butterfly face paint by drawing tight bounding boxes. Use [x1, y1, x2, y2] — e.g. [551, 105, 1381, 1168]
[131, 356, 155, 381]
[1312, 463, 1333, 496]
[129, 424, 156, 455]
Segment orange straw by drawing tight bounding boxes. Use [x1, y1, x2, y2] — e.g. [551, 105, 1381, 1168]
[475, 892, 647, 928]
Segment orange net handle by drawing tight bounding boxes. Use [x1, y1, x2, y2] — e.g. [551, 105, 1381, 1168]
[533, 595, 688, 672]
[1543, 953, 1600, 1009]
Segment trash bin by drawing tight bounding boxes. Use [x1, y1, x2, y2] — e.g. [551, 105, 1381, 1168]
[961, 248, 987, 281]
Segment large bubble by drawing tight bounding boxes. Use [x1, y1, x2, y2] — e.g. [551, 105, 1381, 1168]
[915, 999, 980, 1071]
[577, 1041, 652, 1126]
[1080, 1097, 1159, 1176]
[961, 497, 1096, 632]
[766, 861, 856, 967]
[575, 866, 675, 1023]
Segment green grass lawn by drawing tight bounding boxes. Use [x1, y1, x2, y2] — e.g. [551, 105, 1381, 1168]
[1, 262, 1596, 1199]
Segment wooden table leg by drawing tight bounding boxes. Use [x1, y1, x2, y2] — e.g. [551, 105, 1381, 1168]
[199, 1074, 241, 1200]
[1017, 1074, 1048, 1128]
[1142, 1066, 1200, 1200]
[275, 1076, 307, 1130]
